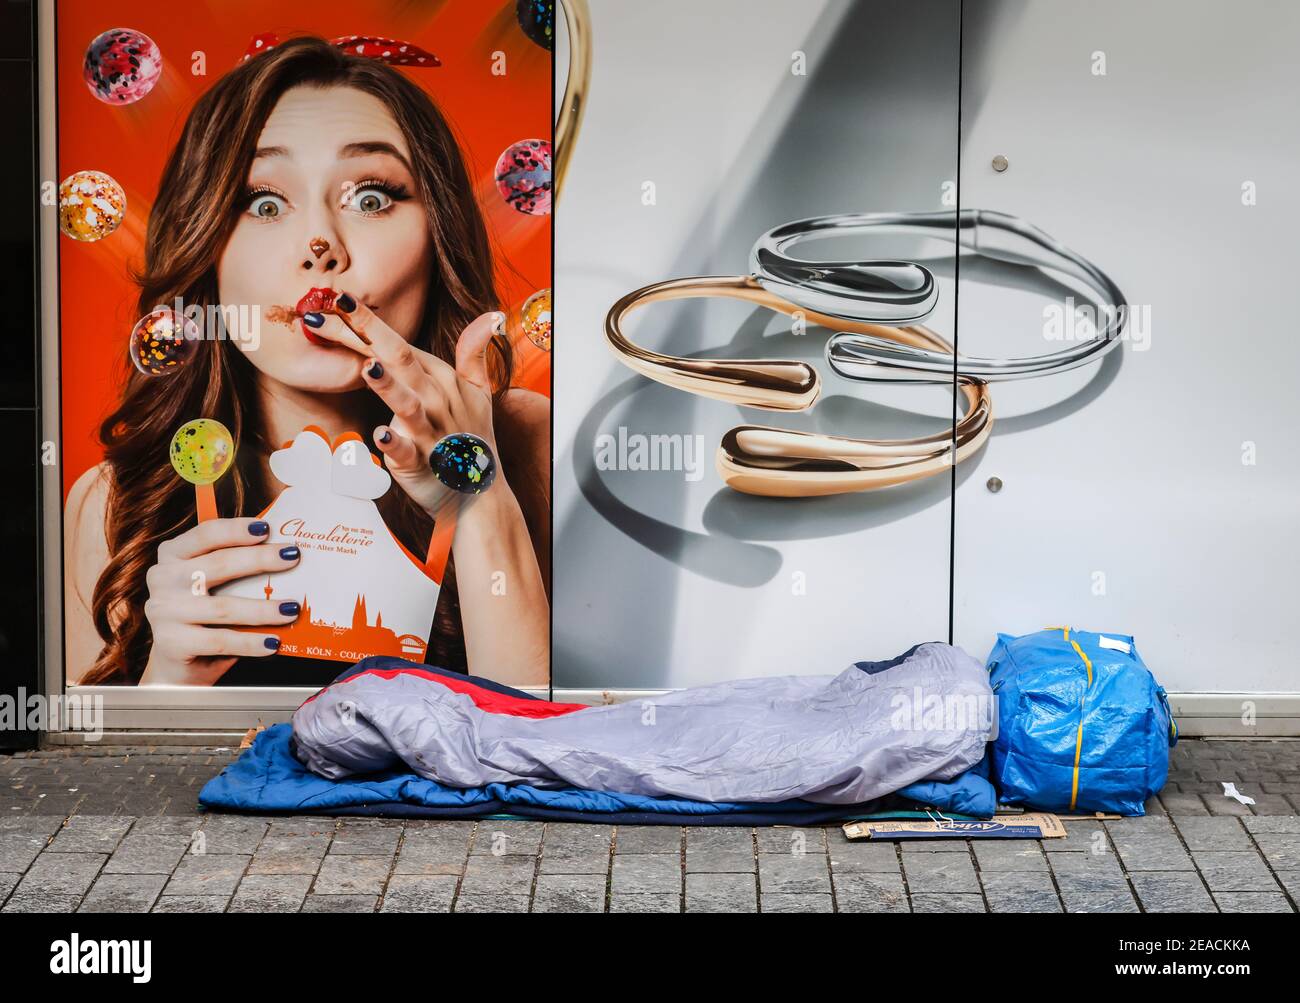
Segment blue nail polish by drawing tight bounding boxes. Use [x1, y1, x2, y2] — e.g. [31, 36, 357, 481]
[279, 601, 300, 616]
[303, 312, 325, 328]
[264, 636, 281, 651]
[378, 429, 393, 444]
[336, 293, 356, 313]
[279, 546, 300, 561]
[249, 520, 270, 536]
[366, 361, 383, 379]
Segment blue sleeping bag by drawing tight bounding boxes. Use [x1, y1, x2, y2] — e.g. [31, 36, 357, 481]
[200, 650, 999, 823]
[987, 628, 1177, 816]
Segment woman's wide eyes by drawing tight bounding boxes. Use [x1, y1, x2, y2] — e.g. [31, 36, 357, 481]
[343, 185, 394, 215]
[243, 185, 394, 220]
[247, 193, 288, 220]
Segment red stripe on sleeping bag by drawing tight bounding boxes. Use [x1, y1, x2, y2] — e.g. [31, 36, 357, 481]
[300, 667, 588, 719]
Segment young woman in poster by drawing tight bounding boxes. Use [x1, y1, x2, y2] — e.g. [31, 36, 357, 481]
[64, 37, 550, 688]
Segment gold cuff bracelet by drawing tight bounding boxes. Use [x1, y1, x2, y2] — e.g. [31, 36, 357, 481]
[604, 275, 993, 497]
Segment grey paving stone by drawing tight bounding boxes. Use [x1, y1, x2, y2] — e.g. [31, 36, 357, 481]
[103, 835, 191, 874]
[46, 815, 133, 854]
[1252, 833, 1300, 871]
[911, 893, 986, 913]
[1206, 797, 1254, 817]
[455, 893, 529, 913]
[1192, 851, 1281, 892]
[228, 874, 312, 913]
[393, 825, 472, 876]
[130, 816, 204, 837]
[609, 893, 679, 913]
[472, 822, 544, 857]
[1247, 795, 1295, 815]
[0, 872, 17, 905]
[301, 894, 377, 913]
[828, 840, 901, 874]
[12, 852, 105, 898]
[263, 817, 338, 840]
[0, 816, 62, 837]
[756, 827, 826, 855]
[538, 852, 609, 876]
[1273, 871, 1300, 902]
[1045, 820, 1110, 853]
[248, 835, 330, 875]
[685, 844, 755, 874]
[610, 853, 680, 894]
[539, 824, 613, 870]
[979, 870, 1061, 912]
[1213, 892, 1294, 913]
[196, 816, 268, 855]
[328, 820, 403, 856]
[833, 871, 909, 913]
[1107, 833, 1195, 871]
[533, 872, 606, 913]
[762, 893, 833, 913]
[902, 849, 979, 894]
[459, 855, 536, 896]
[1171, 816, 1252, 851]
[971, 841, 1049, 873]
[379, 875, 457, 913]
[1048, 854, 1139, 913]
[1109, 815, 1178, 836]
[151, 894, 229, 913]
[163, 854, 249, 897]
[613, 826, 681, 854]
[1129, 871, 1217, 913]
[1241, 815, 1300, 834]
[78, 873, 167, 913]
[312, 854, 393, 896]
[685, 872, 756, 913]
[1159, 793, 1209, 816]
[0, 829, 49, 871]
[685, 827, 753, 852]
[758, 851, 832, 895]
[3, 893, 84, 913]
[900, 838, 972, 853]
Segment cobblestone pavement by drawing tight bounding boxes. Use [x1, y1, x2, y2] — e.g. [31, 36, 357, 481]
[1, 738, 1297, 913]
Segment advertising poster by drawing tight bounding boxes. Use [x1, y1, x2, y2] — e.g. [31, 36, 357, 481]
[555, 0, 962, 691]
[55, 0, 553, 688]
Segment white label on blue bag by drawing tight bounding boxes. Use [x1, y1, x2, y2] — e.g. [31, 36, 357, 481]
[1098, 635, 1131, 654]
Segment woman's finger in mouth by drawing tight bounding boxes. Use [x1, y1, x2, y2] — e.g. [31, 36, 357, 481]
[293, 287, 372, 351]
[298, 310, 371, 353]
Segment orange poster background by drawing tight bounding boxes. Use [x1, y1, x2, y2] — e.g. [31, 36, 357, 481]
[56, 0, 552, 500]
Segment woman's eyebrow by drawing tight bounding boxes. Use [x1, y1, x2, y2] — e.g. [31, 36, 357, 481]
[340, 141, 413, 175]
[250, 141, 413, 174]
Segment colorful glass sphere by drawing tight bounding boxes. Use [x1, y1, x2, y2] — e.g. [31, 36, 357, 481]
[83, 28, 163, 105]
[170, 419, 235, 486]
[430, 433, 497, 494]
[516, 0, 554, 50]
[495, 139, 552, 216]
[58, 171, 127, 242]
[130, 308, 200, 376]
[517, 287, 551, 351]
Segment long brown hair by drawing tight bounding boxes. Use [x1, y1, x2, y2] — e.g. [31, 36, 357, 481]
[85, 36, 545, 684]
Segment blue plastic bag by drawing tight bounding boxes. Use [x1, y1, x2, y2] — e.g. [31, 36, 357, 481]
[986, 628, 1177, 816]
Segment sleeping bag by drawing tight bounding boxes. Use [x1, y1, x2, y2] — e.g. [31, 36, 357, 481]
[986, 627, 1177, 816]
[291, 641, 995, 806]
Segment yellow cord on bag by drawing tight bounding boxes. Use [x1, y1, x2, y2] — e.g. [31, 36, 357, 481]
[1063, 628, 1093, 811]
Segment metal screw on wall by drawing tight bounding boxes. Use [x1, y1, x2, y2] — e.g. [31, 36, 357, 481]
[991, 155, 1009, 173]
[986, 477, 1003, 493]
